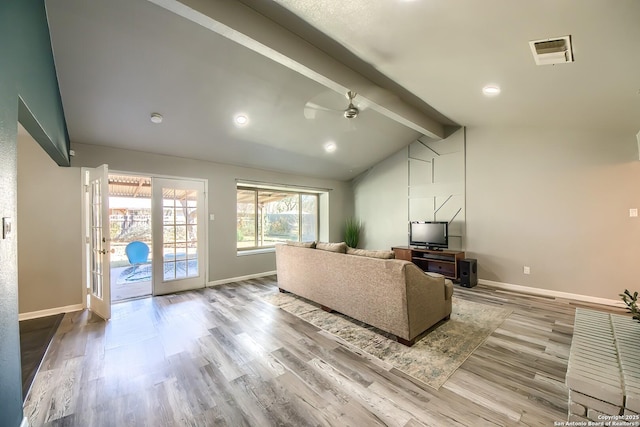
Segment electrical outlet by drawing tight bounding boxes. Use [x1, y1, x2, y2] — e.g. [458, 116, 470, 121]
[523, 266, 531, 275]
[630, 208, 638, 217]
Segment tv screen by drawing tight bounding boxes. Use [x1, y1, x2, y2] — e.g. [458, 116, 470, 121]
[410, 221, 448, 249]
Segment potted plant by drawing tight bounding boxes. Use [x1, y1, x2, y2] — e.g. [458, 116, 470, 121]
[620, 289, 640, 323]
[344, 217, 362, 248]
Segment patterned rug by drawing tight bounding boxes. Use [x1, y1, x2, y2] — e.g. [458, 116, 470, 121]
[262, 291, 512, 389]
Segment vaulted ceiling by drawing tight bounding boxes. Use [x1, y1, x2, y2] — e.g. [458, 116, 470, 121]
[46, 0, 640, 181]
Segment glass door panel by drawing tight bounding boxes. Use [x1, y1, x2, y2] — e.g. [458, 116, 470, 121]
[152, 178, 206, 294]
[85, 165, 111, 319]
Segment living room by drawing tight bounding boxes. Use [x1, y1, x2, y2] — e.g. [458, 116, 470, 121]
[3, 0, 640, 426]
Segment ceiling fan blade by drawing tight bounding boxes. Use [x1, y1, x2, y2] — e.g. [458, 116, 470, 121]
[304, 101, 340, 120]
[302, 90, 367, 124]
[345, 116, 358, 132]
[354, 98, 370, 112]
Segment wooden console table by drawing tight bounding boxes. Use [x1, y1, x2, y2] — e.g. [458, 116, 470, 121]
[392, 246, 465, 281]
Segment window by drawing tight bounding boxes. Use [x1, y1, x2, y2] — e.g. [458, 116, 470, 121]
[237, 185, 318, 251]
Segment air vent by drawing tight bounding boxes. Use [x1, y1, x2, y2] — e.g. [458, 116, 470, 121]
[529, 35, 573, 65]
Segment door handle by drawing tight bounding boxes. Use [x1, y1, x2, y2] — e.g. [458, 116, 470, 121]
[98, 249, 107, 254]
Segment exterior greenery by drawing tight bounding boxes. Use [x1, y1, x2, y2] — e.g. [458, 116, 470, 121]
[344, 217, 362, 248]
[237, 186, 319, 250]
[620, 289, 640, 323]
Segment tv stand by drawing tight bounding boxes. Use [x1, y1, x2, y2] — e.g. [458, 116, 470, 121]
[411, 246, 443, 251]
[392, 246, 465, 281]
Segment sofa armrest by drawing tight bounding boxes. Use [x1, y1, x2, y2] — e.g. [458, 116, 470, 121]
[425, 272, 453, 300]
[404, 263, 453, 340]
[444, 279, 453, 300]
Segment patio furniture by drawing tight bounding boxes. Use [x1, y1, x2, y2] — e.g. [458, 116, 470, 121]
[125, 241, 149, 278]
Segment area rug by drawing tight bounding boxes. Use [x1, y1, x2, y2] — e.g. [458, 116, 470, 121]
[262, 292, 511, 389]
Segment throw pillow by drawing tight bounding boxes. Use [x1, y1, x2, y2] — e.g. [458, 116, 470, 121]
[316, 242, 347, 253]
[346, 247, 395, 259]
[286, 241, 316, 248]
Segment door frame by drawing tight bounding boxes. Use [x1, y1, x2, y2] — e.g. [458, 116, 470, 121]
[82, 169, 208, 305]
[152, 176, 208, 295]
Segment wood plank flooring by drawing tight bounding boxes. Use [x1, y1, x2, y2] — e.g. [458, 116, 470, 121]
[23, 276, 629, 426]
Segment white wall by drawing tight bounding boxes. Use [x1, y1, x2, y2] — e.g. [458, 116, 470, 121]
[16, 140, 352, 313]
[17, 131, 82, 313]
[352, 128, 466, 251]
[22, 124, 638, 309]
[353, 125, 640, 301]
[465, 126, 640, 300]
[409, 129, 465, 250]
[71, 143, 353, 284]
[352, 147, 408, 249]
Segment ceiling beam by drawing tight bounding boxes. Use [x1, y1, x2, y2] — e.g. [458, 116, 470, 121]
[147, 0, 445, 139]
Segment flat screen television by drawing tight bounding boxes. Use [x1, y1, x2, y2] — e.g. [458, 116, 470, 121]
[409, 221, 448, 250]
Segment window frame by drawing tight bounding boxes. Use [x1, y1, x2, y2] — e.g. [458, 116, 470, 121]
[236, 185, 319, 252]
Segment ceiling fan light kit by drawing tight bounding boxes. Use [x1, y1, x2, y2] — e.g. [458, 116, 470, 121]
[344, 105, 359, 119]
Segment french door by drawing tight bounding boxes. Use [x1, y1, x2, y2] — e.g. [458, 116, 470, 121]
[84, 164, 111, 320]
[152, 177, 206, 295]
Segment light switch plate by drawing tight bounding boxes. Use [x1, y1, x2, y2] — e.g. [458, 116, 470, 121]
[631, 208, 638, 217]
[2, 217, 12, 239]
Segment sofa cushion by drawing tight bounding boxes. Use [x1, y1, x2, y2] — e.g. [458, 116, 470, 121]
[346, 247, 395, 259]
[286, 241, 316, 248]
[316, 242, 347, 253]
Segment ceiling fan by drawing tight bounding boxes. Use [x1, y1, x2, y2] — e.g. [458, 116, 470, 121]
[343, 90, 359, 119]
[303, 90, 366, 124]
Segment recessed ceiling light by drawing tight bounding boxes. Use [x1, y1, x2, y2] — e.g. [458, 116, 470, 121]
[150, 113, 163, 124]
[234, 114, 248, 126]
[482, 85, 501, 96]
[324, 141, 337, 153]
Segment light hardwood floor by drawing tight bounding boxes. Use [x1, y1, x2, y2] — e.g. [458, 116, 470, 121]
[23, 276, 628, 426]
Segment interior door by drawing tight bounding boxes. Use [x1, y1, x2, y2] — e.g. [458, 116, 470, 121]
[84, 164, 111, 320]
[152, 177, 206, 295]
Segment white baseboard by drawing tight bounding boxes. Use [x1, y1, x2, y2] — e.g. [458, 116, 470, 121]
[207, 270, 276, 287]
[478, 279, 626, 308]
[21, 416, 29, 427]
[18, 303, 84, 321]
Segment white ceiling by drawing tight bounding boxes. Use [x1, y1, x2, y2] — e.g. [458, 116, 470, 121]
[243, 0, 640, 132]
[45, 0, 640, 181]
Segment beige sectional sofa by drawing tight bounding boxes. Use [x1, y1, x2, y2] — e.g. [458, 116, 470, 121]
[275, 242, 453, 346]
